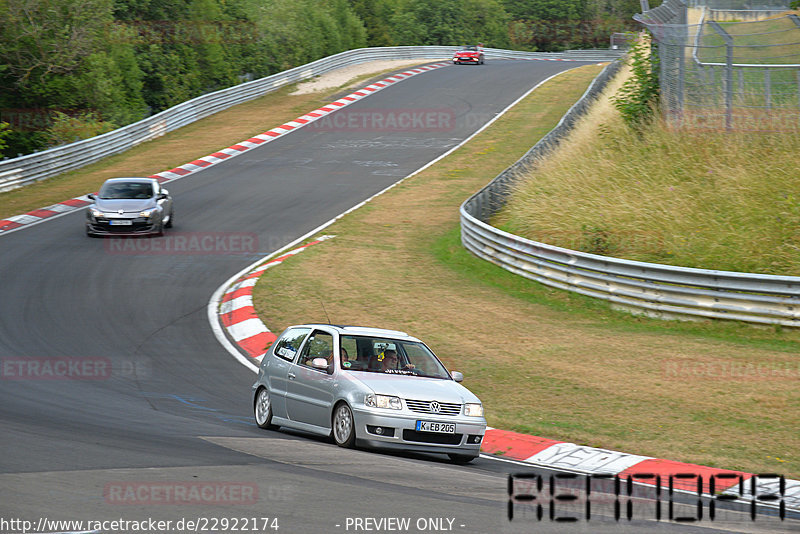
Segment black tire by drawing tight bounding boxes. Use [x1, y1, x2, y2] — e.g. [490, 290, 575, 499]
[164, 211, 173, 228]
[332, 402, 355, 448]
[448, 453, 477, 464]
[254, 388, 277, 429]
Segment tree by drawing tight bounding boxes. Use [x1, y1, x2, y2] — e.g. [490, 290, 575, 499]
[0, 0, 114, 87]
[45, 111, 115, 146]
[390, 0, 509, 46]
[503, 0, 587, 20]
[349, 0, 400, 46]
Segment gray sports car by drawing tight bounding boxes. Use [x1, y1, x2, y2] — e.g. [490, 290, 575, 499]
[252, 324, 486, 463]
[86, 177, 173, 237]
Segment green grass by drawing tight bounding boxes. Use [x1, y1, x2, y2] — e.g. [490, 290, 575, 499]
[686, 12, 800, 123]
[699, 14, 800, 64]
[432, 226, 800, 350]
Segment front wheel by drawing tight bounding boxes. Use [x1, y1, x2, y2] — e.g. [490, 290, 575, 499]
[254, 388, 277, 429]
[332, 403, 355, 448]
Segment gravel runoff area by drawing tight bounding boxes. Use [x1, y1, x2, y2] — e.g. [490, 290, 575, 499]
[289, 59, 439, 95]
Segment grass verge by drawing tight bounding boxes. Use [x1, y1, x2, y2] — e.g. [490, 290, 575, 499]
[251, 63, 800, 478]
[492, 69, 800, 275]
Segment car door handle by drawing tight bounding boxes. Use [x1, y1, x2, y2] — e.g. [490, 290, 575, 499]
[288, 372, 296, 380]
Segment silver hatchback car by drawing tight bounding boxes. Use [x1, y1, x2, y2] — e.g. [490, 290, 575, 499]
[252, 324, 486, 463]
[86, 177, 173, 237]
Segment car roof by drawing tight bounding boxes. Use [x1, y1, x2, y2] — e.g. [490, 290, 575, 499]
[102, 177, 158, 185]
[292, 324, 420, 342]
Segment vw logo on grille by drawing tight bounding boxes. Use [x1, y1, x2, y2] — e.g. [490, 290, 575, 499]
[118, 209, 124, 215]
[429, 401, 441, 413]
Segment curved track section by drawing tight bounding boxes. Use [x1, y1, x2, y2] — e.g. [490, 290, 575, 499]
[1, 61, 793, 533]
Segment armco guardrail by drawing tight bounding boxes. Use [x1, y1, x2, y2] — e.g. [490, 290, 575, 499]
[0, 46, 622, 193]
[460, 59, 800, 327]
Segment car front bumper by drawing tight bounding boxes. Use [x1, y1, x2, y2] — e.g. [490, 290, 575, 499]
[352, 407, 486, 455]
[87, 217, 160, 235]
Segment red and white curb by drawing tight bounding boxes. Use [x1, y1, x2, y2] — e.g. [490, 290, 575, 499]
[0, 63, 448, 236]
[482, 428, 799, 510]
[218, 236, 334, 362]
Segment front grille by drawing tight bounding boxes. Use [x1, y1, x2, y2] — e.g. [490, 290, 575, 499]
[91, 217, 153, 233]
[405, 399, 461, 416]
[403, 429, 463, 445]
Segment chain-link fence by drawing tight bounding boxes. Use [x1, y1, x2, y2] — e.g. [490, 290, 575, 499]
[637, 0, 800, 131]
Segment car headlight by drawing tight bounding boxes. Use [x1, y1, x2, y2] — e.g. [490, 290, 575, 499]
[139, 208, 156, 217]
[464, 403, 483, 417]
[365, 394, 402, 410]
[89, 208, 106, 218]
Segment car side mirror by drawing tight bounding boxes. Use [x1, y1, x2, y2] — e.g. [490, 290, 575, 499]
[87, 193, 95, 200]
[311, 358, 329, 371]
[158, 192, 168, 200]
[451, 371, 463, 383]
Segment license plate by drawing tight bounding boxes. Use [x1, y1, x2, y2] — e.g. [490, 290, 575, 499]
[109, 220, 132, 226]
[416, 421, 455, 433]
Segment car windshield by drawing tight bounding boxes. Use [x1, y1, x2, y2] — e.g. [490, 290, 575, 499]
[462, 45, 478, 51]
[339, 335, 451, 379]
[99, 182, 153, 199]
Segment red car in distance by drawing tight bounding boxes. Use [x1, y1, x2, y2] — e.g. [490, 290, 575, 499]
[452, 44, 485, 65]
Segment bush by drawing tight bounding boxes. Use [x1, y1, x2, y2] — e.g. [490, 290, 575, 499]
[46, 111, 116, 147]
[0, 122, 10, 153]
[611, 35, 660, 128]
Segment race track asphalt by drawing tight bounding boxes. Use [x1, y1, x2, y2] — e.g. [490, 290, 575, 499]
[0, 60, 793, 533]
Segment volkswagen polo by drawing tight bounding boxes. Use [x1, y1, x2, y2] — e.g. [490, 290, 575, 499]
[252, 324, 486, 463]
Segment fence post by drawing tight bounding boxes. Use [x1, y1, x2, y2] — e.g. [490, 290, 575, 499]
[709, 21, 734, 131]
[677, 2, 687, 128]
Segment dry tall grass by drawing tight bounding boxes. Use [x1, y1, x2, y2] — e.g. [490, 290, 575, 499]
[492, 72, 800, 275]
